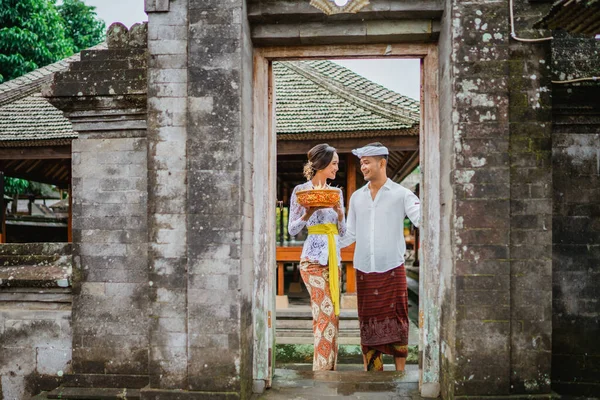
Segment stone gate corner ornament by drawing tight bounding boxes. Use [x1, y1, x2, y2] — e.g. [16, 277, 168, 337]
[310, 0, 370, 15]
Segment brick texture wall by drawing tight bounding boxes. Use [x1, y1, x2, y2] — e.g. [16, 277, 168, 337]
[46, 22, 149, 379]
[145, 0, 190, 390]
[551, 32, 600, 397]
[440, 0, 554, 396]
[185, 0, 254, 395]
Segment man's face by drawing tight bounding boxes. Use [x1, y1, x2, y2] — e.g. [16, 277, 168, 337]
[360, 156, 382, 182]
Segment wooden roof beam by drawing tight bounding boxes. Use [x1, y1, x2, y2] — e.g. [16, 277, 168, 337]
[0, 145, 71, 160]
[277, 135, 419, 155]
[392, 150, 420, 183]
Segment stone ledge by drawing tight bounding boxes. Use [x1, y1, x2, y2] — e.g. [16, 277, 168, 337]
[62, 373, 149, 389]
[454, 394, 558, 400]
[0, 265, 70, 288]
[0, 287, 71, 302]
[140, 387, 240, 400]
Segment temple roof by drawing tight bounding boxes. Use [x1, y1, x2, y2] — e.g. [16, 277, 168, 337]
[535, 0, 600, 36]
[0, 94, 76, 145]
[0, 43, 106, 147]
[274, 60, 420, 139]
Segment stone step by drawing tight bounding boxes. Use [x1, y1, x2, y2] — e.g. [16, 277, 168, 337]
[62, 374, 149, 389]
[36, 387, 140, 400]
[277, 336, 361, 345]
[264, 365, 421, 399]
[276, 309, 359, 319]
[277, 329, 361, 337]
[276, 319, 359, 329]
[0, 254, 68, 267]
[0, 265, 70, 288]
[0, 243, 72, 256]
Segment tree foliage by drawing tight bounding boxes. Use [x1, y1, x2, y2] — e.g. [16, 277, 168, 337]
[58, 0, 105, 53]
[0, 0, 105, 83]
[3, 176, 30, 195]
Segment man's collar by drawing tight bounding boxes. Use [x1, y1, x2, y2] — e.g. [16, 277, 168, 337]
[365, 178, 393, 191]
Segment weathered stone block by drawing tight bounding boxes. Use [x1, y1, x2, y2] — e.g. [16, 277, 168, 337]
[458, 183, 510, 199]
[149, 68, 188, 84]
[1, 375, 26, 400]
[456, 274, 509, 291]
[456, 289, 509, 307]
[0, 348, 36, 375]
[36, 348, 72, 375]
[149, 54, 188, 70]
[457, 199, 510, 229]
[458, 228, 509, 245]
[456, 260, 511, 276]
[187, 347, 240, 392]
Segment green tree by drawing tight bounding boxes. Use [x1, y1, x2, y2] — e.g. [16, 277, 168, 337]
[3, 176, 30, 213]
[58, 0, 105, 53]
[3, 176, 30, 196]
[0, 0, 73, 83]
[0, 0, 106, 84]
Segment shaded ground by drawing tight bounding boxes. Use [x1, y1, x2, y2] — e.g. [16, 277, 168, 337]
[255, 364, 421, 400]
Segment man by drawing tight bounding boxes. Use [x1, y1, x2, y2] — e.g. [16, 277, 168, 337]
[340, 142, 420, 372]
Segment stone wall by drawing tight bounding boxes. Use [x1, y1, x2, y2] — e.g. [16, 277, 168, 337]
[184, 0, 255, 396]
[45, 22, 149, 381]
[439, 0, 554, 396]
[29, 2, 599, 399]
[0, 243, 72, 399]
[507, 1, 553, 393]
[142, 1, 257, 397]
[551, 32, 600, 397]
[145, 0, 190, 390]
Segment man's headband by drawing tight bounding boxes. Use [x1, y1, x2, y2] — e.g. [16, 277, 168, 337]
[351, 145, 389, 158]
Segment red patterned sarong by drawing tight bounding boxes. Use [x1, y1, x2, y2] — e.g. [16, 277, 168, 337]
[357, 265, 409, 371]
[299, 261, 339, 371]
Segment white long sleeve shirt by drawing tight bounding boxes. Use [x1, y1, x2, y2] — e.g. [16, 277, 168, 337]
[288, 181, 347, 266]
[339, 178, 420, 273]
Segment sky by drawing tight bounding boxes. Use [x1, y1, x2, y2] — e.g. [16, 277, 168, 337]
[83, 0, 421, 100]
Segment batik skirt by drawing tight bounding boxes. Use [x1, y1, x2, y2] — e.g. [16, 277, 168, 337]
[299, 261, 340, 371]
[357, 264, 409, 371]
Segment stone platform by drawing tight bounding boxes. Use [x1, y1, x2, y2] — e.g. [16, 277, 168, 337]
[254, 364, 421, 400]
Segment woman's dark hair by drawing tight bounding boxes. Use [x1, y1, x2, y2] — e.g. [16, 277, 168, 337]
[303, 143, 336, 180]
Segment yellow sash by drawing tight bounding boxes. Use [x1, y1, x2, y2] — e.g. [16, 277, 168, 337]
[307, 223, 340, 316]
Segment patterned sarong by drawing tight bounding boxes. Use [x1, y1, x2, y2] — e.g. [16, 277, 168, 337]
[357, 265, 409, 371]
[299, 261, 339, 371]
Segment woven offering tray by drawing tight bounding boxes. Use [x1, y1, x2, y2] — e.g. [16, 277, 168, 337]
[296, 188, 340, 208]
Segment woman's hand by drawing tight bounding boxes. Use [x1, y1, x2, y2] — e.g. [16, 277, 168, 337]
[302, 206, 327, 221]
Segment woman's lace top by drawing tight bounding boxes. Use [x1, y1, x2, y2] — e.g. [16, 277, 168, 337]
[288, 181, 347, 266]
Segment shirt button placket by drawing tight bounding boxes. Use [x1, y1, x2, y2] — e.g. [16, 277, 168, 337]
[370, 207, 375, 272]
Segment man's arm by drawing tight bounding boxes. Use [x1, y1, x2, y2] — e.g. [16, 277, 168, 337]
[339, 194, 356, 248]
[404, 189, 421, 228]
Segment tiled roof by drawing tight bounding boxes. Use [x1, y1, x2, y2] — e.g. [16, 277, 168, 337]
[0, 43, 107, 145]
[274, 60, 420, 137]
[0, 94, 76, 143]
[536, 0, 600, 36]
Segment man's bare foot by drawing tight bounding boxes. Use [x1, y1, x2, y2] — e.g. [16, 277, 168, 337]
[394, 356, 406, 371]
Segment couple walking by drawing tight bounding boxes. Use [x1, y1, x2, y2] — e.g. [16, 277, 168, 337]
[288, 142, 421, 372]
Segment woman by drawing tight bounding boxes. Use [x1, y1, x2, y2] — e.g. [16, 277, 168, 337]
[288, 143, 346, 371]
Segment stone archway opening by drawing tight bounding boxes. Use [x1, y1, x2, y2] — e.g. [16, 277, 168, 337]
[252, 44, 446, 399]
